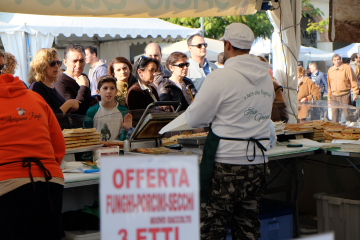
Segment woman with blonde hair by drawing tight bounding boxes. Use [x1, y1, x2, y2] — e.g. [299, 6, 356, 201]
[298, 65, 321, 121]
[29, 48, 80, 116]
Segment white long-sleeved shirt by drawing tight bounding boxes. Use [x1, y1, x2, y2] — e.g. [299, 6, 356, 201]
[186, 54, 274, 165]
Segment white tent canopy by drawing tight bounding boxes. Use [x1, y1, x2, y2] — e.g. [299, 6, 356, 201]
[0, 13, 198, 39]
[299, 46, 334, 62]
[333, 43, 360, 58]
[0, 13, 199, 83]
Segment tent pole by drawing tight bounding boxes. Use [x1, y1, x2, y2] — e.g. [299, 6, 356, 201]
[200, 17, 205, 37]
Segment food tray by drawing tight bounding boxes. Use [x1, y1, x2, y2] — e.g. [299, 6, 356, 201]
[66, 144, 103, 154]
[178, 136, 207, 145]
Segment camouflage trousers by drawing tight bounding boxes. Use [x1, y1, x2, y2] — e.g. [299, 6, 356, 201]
[200, 162, 270, 240]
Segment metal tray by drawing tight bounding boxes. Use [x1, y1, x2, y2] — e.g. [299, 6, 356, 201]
[178, 136, 207, 145]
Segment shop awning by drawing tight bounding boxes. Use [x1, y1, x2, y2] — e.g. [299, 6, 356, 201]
[0, 0, 258, 18]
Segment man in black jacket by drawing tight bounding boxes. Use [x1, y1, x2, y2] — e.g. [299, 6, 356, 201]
[55, 44, 95, 115]
[309, 62, 328, 99]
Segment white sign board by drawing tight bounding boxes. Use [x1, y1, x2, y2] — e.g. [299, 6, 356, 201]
[100, 155, 199, 240]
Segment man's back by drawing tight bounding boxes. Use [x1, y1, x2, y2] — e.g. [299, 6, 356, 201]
[186, 54, 273, 164]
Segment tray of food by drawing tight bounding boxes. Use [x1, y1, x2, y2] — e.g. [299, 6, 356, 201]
[162, 132, 208, 146]
[135, 147, 181, 155]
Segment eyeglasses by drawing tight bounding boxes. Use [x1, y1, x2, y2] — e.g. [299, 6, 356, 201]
[50, 61, 62, 67]
[173, 62, 190, 68]
[190, 43, 208, 48]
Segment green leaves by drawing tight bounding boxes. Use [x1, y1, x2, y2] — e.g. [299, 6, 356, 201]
[162, 12, 273, 40]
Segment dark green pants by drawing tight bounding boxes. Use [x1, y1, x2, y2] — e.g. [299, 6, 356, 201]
[200, 162, 269, 240]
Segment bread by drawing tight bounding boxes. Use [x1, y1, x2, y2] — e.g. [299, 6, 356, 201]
[325, 125, 347, 132]
[341, 128, 360, 134]
[63, 128, 96, 134]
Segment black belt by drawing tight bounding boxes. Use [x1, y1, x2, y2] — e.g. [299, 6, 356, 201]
[0, 158, 54, 210]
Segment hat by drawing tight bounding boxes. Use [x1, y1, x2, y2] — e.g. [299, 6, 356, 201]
[220, 23, 254, 49]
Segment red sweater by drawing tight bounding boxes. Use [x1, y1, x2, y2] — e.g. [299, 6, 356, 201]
[0, 74, 65, 181]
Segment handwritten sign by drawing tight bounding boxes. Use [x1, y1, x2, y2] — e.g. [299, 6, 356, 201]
[0, 0, 257, 18]
[100, 155, 199, 240]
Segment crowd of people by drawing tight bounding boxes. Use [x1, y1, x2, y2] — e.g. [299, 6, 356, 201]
[1, 27, 360, 240]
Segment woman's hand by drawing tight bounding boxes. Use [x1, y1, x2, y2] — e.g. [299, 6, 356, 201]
[60, 99, 81, 114]
[122, 113, 133, 131]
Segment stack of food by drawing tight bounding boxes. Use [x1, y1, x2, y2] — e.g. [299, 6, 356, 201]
[303, 121, 340, 141]
[324, 126, 360, 141]
[63, 128, 101, 149]
[162, 132, 208, 146]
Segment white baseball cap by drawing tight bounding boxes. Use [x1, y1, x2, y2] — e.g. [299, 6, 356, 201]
[220, 23, 254, 49]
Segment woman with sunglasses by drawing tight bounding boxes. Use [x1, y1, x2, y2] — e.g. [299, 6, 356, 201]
[157, 51, 197, 111]
[126, 56, 160, 110]
[108, 56, 137, 106]
[29, 48, 80, 117]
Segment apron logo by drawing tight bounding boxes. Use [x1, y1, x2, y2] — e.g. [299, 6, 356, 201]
[16, 107, 26, 116]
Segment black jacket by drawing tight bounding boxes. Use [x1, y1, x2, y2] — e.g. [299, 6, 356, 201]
[157, 77, 197, 111]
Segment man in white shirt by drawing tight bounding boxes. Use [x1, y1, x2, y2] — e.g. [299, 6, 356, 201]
[186, 23, 273, 240]
[187, 33, 218, 91]
[85, 46, 108, 96]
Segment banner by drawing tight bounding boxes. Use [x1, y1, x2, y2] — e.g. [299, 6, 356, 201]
[329, 0, 360, 42]
[0, 0, 257, 18]
[100, 155, 199, 240]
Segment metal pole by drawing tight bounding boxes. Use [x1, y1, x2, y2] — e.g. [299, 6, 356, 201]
[200, 17, 205, 37]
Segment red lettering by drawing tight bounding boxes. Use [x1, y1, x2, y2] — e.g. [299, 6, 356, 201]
[137, 228, 146, 240]
[113, 170, 124, 188]
[137, 169, 144, 188]
[161, 227, 172, 240]
[176, 227, 179, 240]
[169, 169, 178, 187]
[127, 169, 134, 188]
[147, 169, 156, 188]
[158, 168, 167, 187]
[149, 228, 160, 240]
[106, 195, 111, 213]
[179, 168, 190, 187]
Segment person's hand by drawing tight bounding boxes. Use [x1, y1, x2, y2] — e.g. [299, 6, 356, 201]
[354, 95, 359, 101]
[300, 97, 307, 103]
[75, 75, 89, 87]
[122, 113, 133, 131]
[67, 99, 81, 110]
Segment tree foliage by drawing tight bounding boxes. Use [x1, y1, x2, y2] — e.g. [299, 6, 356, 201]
[302, 0, 328, 34]
[162, 12, 273, 40]
[163, 0, 328, 39]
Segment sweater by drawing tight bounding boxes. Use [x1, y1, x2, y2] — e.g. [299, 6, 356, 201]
[54, 73, 92, 115]
[0, 74, 65, 182]
[30, 81, 65, 115]
[186, 54, 273, 165]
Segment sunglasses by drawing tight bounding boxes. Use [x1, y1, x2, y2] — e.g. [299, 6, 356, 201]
[50, 61, 62, 67]
[173, 62, 190, 68]
[190, 43, 208, 48]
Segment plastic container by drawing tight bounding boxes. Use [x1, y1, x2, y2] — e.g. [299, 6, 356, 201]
[259, 198, 294, 240]
[314, 191, 360, 240]
[64, 230, 100, 240]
